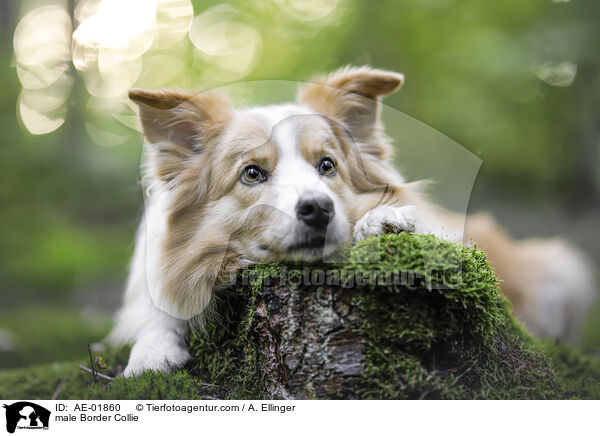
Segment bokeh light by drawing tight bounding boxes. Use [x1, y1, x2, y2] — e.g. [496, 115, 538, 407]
[13, 3, 72, 88]
[85, 96, 138, 146]
[11, 0, 348, 138]
[13, 1, 73, 135]
[275, 0, 342, 23]
[13, 0, 194, 137]
[535, 61, 577, 87]
[135, 54, 185, 88]
[18, 94, 67, 135]
[72, 0, 156, 97]
[155, 0, 195, 48]
[189, 5, 263, 82]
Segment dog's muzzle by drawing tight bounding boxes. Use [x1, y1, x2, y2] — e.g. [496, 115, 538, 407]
[289, 191, 335, 250]
[296, 191, 335, 228]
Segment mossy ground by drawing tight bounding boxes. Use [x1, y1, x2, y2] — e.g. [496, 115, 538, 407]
[0, 307, 112, 369]
[1, 233, 598, 399]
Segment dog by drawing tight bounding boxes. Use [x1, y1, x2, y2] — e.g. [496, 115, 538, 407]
[107, 66, 597, 376]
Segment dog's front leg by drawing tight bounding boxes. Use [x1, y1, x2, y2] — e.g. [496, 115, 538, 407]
[353, 204, 417, 240]
[106, 272, 191, 377]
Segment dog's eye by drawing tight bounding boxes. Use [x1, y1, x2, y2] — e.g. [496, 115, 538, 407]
[241, 165, 266, 184]
[318, 157, 336, 176]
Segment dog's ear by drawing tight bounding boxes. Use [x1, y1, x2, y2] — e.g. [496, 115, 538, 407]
[129, 88, 232, 182]
[129, 88, 232, 149]
[297, 66, 403, 158]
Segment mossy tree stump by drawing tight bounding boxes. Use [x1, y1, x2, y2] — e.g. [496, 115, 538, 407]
[187, 233, 600, 400]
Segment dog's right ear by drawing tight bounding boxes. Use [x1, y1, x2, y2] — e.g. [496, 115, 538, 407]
[129, 88, 232, 149]
[129, 88, 232, 182]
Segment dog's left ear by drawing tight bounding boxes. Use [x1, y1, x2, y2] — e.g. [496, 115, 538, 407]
[297, 66, 403, 159]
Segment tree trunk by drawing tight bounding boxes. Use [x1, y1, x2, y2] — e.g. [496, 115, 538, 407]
[250, 277, 365, 399]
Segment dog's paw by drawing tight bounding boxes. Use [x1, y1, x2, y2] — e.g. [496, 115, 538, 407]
[353, 205, 417, 241]
[121, 336, 190, 378]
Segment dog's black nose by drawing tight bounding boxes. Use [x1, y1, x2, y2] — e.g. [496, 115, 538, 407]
[296, 192, 335, 228]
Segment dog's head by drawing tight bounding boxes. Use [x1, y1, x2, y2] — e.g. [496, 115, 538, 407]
[131, 66, 405, 317]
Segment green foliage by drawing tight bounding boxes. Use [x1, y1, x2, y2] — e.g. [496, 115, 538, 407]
[0, 234, 597, 399]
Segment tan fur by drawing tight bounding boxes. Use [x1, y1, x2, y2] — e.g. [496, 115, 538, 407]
[128, 65, 596, 340]
[297, 66, 403, 160]
[295, 70, 419, 225]
[462, 213, 596, 341]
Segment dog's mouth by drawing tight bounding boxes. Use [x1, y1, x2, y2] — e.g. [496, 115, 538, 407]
[288, 232, 327, 251]
[258, 235, 327, 252]
[256, 228, 337, 261]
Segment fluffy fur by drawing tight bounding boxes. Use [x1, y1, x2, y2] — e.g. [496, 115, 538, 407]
[107, 66, 597, 376]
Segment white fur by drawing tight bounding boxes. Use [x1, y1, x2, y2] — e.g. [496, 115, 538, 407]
[107, 216, 190, 376]
[241, 106, 350, 257]
[353, 205, 416, 240]
[108, 99, 597, 377]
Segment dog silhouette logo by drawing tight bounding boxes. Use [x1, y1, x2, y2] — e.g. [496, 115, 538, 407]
[2, 402, 50, 433]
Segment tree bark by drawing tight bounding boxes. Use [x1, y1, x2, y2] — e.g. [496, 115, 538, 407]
[250, 279, 365, 399]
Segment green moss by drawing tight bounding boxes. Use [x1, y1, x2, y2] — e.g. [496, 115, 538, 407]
[0, 233, 598, 399]
[86, 370, 212, 400]
[0, 362, 91, 399]
[538, 339, 600, 399]
[340, 234, 548, 398]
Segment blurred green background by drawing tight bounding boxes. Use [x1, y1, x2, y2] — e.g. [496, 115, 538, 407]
[0, 0, 599, 370]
